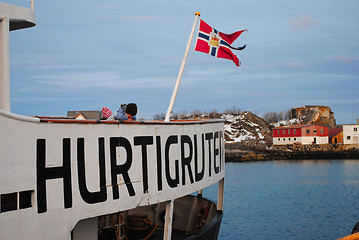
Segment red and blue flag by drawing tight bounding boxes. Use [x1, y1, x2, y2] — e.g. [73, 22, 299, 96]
[195, 20, 246, 66]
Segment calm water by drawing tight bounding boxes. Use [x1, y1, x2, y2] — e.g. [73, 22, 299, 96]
[205, 160, 359, 240]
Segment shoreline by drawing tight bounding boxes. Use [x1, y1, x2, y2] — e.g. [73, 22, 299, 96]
[225, 144, 359, 162]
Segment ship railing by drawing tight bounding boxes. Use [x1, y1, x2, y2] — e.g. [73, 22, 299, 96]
[0, 109, 39, 123]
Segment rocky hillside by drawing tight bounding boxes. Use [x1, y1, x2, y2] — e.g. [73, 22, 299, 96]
[217, 109, 359, 161]
[178, 110, 275, 151]
[291, 105, 336, 128]
[221, 105, 337, 150]
[221, 111, 272, 150]
[169, 105, 359, 160]
[175, 105, 338, 152]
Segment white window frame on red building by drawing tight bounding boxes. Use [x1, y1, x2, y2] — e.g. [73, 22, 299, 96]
[272, 124, 329, 145]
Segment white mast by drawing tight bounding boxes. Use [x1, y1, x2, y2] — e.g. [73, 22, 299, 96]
[164, 12, 200, 122]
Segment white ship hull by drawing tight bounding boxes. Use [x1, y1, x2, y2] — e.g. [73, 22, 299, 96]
[0, 111, 225, 239]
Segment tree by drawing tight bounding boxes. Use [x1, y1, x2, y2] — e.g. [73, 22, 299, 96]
[207, 109, 215, 118]
[153, 113, 165, 120]
[262, 109, 291, 123]
[262, 112, 280, 123]
[224, 106, 242, 115]
[191, 109, 202, 118]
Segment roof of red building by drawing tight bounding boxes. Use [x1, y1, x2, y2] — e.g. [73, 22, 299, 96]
[273, 124, 328, 130]
[273, 124, 304, 129]
[329, 127, 343, 137]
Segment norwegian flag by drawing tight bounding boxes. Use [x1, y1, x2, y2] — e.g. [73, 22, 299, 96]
[195, 20, 246, 66]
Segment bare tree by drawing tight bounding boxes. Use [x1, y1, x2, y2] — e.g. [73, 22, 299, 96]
[191, 109, 202, 118]
[209, 109, 220, 119]
[262, 109, 291, 123]
[232, 106, 242, 114]
[153, 113, 165, 120]
[224, 106, 242, 115]
[282, 109, 291, 120]
[262, 112, 279, 123]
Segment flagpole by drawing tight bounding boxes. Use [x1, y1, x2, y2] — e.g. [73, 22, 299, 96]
[164, 12, 200, 122]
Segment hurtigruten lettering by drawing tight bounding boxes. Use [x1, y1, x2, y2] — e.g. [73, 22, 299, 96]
[36, 132, 224, 213]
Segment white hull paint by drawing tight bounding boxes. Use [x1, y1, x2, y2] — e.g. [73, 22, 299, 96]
[0, 111, 225, 239]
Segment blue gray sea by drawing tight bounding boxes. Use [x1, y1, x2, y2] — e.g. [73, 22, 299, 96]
[206, 160, 359, 240]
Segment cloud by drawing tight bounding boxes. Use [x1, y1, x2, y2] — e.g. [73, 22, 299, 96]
[317, 55, 359, 66]
[290, 15, 318, 30]
[332, 56, 359, 63]
[32, 71, 174, 91]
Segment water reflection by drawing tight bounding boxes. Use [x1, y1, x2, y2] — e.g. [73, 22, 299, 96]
[205, 159, 359, 240]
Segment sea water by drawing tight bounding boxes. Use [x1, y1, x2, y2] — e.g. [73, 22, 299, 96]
[205, 160, 359, 240]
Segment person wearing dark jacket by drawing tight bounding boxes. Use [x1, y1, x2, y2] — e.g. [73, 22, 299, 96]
[114, 103, 137, 121]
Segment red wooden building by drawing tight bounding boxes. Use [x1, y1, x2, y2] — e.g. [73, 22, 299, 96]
[273, 124, 329, 145]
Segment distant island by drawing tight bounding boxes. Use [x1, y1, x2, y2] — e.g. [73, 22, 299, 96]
[154, 105, 359, 161]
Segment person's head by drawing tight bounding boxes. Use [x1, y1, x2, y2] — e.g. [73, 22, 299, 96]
[101, 107, 112, 119]
[125, 103, 137, 116]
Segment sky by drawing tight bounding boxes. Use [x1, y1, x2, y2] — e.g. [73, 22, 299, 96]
[4, 0, 359, 124]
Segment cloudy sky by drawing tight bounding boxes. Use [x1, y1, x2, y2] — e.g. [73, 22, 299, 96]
[5, 0, 359, 124]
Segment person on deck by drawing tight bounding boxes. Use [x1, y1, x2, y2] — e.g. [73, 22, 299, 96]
[100, 107, 112, 120]
[114, 103, 137, 121]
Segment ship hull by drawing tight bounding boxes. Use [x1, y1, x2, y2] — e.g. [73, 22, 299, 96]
[0, 111, 225, 240]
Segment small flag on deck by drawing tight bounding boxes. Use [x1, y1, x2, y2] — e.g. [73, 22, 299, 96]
[195, 20, 246, 66]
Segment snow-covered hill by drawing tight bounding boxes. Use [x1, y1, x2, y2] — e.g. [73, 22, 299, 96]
[175, 108, 329, 149]
[221, 111, 272, 146]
